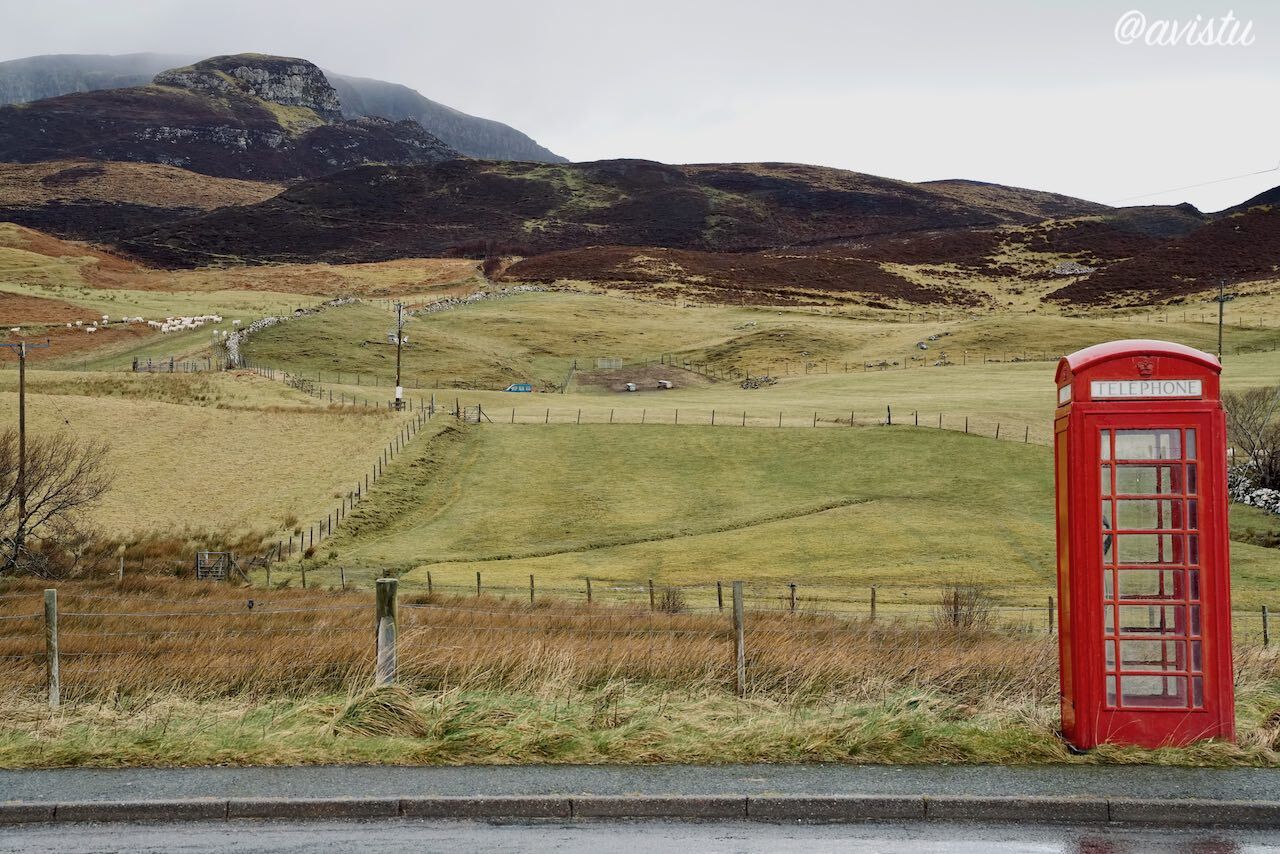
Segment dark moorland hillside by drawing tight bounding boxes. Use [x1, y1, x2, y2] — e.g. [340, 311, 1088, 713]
[1047, 206, 1280, 305]
[117, 159, 1109, 266]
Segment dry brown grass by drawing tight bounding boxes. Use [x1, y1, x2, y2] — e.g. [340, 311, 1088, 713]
[0, 577, 1275, 767]
[0, 161, 283, 210]
[0, 576, 1063, 706]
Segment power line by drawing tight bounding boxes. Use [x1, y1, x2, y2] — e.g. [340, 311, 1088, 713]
[1108, 160, 1280, 205]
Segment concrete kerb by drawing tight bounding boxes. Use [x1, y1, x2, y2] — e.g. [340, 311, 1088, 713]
[748, 795, 925, 822]
[0, 803, 54, 824]
[923, 795, 1108, 824]
[228, 797, 400, 820]
[1108, 798, 1280, 828]
[56, 800, 228, 823]
[401, 796, 571, 819]
[1, 795, 1279, 827]
[573, 795, 747, 819]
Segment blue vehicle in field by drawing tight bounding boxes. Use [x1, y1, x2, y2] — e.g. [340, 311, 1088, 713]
[504, 383, 534, 393]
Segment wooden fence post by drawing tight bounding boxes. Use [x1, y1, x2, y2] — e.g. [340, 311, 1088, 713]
[301, 562, 307, 589]
[717, 580, 723, 612]
[476, 571, 482, 597]
[529, 574, 535, 605]
[649, 579, 656, 611]
[1025, 426, 1030, 443]
[732, 581, 745, 698]
[44, 589, 59, 710]
[870, 586, 877, 621]
[427, 570, 433, 596]
[789, 583, 797, 612]
[586, 577, 593, 605]
[1048, 595, 1055, 633]
[1264, 605, 1271, 647]
[375, 578, 398, 687]
[266, 562, 272, 588]
[886, 405, 892, 426]
[340, 566, 347, 591]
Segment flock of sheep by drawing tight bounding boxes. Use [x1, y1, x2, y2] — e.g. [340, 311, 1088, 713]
[8, 314, 245, 337]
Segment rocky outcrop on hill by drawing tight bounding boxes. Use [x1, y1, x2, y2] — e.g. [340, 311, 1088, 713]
[0, 54, 458, 180]
[155, 55, 344, 122]
[0, 52, 564, 162]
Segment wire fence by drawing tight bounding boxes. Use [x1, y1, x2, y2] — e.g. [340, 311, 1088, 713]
[0, 579, 1272, 705]
[437, 401, 1049, 445]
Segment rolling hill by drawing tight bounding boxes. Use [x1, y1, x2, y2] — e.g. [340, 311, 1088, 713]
[1047, 205, 1280, 305]
[116, 158, 1109, 267]
[0, 159, 285, 240]
[0, 51, 564, 162]
[0, 54, 458, 180]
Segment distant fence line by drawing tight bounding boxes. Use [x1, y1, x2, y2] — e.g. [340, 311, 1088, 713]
[222, 371, 438, 571]
[239, 362, 1044, 447]
[217, 328, 1279, 391]
[458, 401, 1046, 446]
[130, 356, 220, 374]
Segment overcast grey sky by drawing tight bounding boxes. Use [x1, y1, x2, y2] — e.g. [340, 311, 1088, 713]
[1, 0, 1276, 211]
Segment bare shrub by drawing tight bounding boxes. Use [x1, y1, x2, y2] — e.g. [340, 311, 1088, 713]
[658, 586, 686, 613]
[934, 584, 995, 631]
[0, 428, 112, 577]
[1224, 386, 1280, 490]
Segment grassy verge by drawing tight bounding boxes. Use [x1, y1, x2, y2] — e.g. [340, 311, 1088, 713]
[3, 673, 1278, 769]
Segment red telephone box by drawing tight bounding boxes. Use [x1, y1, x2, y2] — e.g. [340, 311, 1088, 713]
[1055, 340, 1234, 749]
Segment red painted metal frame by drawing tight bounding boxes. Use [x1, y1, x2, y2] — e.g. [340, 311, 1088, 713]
[1054, 340, 1234, 749]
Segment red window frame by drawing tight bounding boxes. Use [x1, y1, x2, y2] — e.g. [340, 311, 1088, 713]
[1097, 422, 1206, 711]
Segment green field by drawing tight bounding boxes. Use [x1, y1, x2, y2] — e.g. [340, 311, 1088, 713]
[281, 422, 1279, 611]
[2, 274, 1276, 613]
[240, 291, 1280, 390]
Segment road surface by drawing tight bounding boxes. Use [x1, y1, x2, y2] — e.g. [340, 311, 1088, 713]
[3, 818, 1279, 854]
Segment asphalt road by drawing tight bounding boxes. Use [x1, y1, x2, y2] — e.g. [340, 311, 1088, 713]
[2, 818, 1279, 853]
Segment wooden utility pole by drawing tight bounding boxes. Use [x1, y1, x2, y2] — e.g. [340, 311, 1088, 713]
[0, 338, 49, 564]
[1213, 279, 1236, 359]
[394, 301, 405, 410]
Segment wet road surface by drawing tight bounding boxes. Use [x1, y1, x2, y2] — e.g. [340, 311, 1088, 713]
[2, 818, 1278, 854]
